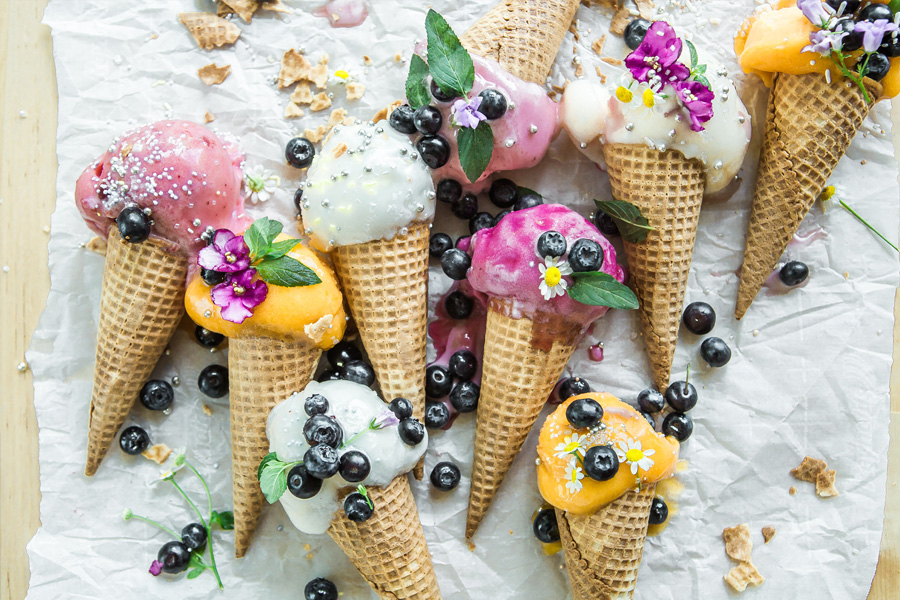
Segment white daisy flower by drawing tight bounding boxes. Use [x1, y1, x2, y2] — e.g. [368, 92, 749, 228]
[614, 438, 656, 475]
[244, 164, 281, 204]
[565, 462, 585, 494]
[554, 432, 587, 461]
[538, 255, 573, 300]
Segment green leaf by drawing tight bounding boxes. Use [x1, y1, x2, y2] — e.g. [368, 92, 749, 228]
[425, 9, 474, 97]
[693, 73, 711, 89]
[517, 187, 543, 202]
[258, 452, 280, 481]
[593, 199, 655, 243]
[266, 238, 301, 260]
[457, 122, 493, 183]
[567, 272, 639, 310]
[187, 552, 205, 569]
[255, 256, 322, 287]
[187, 567, 205, 580]
[405, 54, 431, 109]
[892, 0, 900, 15]
[210, 510, 234, 530]
[259, 461, 289, 504]
[696, 63, 707, 75]
[685, 39, 698, 69]
[244, 218, 283, 258]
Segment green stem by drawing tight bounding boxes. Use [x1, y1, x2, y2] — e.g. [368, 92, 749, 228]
[181, 460, 223, 590]
[685, 364, 691, 387]
[340, 422, 375, 449]
[184, 460, 213, 520]
[831, 51, 872, 103]
[170, 480, 207, 528]
[839, 199, 900, 252]
[128, 514, 180, 539]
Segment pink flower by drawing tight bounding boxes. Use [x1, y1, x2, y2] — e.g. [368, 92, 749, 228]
[197, 229, 250, 273]
[674, 80, 715, 132]
[210, 269, 268, 324]
[148, 560, 163, 576]
[625, 21, 690, 90]
[451, 96, 487, 129]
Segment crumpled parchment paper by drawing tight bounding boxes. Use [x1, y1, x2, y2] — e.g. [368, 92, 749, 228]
[28, 0, 896, 598]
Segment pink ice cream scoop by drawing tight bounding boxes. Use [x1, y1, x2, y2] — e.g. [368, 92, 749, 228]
[75, 120, 249, 255]
[467, 204, 625, 328]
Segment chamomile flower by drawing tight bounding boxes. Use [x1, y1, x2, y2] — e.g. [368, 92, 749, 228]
[565, 462, 585, 493]
[538, 255, 573, 300]
[244, 164, 280, 204]
[614, 438, 656, 475]
[554, 432, 588, 461]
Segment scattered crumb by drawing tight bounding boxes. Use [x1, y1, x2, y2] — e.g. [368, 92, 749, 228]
[574, 63, 584, 78]
[595, 66, 606, 83]
[42, 225, 50, 234]
[710, 17, 722, 25]
[635, 0, 654, 19]
[86, 236, 107, 255]
[363, 55, 372, 66]
[753, 329, 759, 337]
[789, 486, 797, 495]
[259, 0, 292, 14]
[332, 143, 348, 158]
[284, 102, 305, 119]
[303, 544, 311, 552]
[178, 13, 241, 50]
[202, 404, 213, 416]
[304, 126, 327, 144]
[601, 57, 624, 67]
[279, 49, 312, 88]
[509, 529, 514, 535]
[198, 63, 231, 85]
[843, 271, 850, 279]
[551, 83, 568, 94]
[394, 52, 403, 62]
[592, 35, 606, 55]
[346, 81, 366, 101]
[723, 524, 753, 563]
[467, 541, 476, 552]
[374, 100, 403, 123]
[204, 111, 216, 123]
[816, 469, 839, 498]
[147, 33, 159, 41]
[861, 159, 868, 165]
[306, 552, 314, 560]
[142, 443, 172, 465]
[220, 0, 258, 23]
[791, 456, 827, 483]
[290, 83, 313, 104]
[18, 110, 28, 118]
[547, 90, 558, 99]
[610, 8, 633, 36]
[724, 562, 765, 593]
[762, 526, 776, 544]
[309, 92, 332, 112]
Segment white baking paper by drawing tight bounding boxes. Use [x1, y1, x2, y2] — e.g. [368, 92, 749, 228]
[28, 0, 896, 598]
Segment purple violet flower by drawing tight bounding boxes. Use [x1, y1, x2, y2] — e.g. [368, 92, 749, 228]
[803, 28, 848, 54]
[674, 80, 715, 132]
[372, 409, 400, 430]
[197, 229, 251, 273]
[797, 0, 835, 28]
[149, 560, 163, 576]
[625, 21, 690, 90]
[855, 19, 898, 53]
[451, 96, 487, 129]
[210, 269, 268, 324]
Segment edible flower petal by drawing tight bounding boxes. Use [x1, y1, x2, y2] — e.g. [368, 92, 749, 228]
[451, 96, 487, 129]
[854, 19, 898, 54]
[797, 0, 835, 29]
[197, 229, 251, 273]
[211, 269, 268, 324]
[673, 79, 715, 132]
[625, 21, 690, 90]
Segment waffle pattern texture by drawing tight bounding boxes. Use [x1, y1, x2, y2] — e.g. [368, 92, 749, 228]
[735, 73, 880, 319]
[229, 335, 321, 558]
[178, 12, 241, 49]
[603, 144, 704, 391]
[85, 229, 187, 476]
[328, 475, 442, 599]
[466, 298, 578, 539]
[460, 0, 581, 85]
[556, 484, 656, 600]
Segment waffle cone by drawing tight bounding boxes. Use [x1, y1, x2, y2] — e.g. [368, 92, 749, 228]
[178, 12, 241, 50]
[85, 229, 187, 476]
[735, 72, 880, 319]
[556, 485, 657, 600]
[460, 0, 581, 85]
[328, 475, 441, 599]
[466, 298, 579, 538]
[229, 335, 321, 558]
[603, 144, 705, 391]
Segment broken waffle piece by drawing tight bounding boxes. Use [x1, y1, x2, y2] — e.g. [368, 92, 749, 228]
[762, 526, 776, 544]
[260, 0, 292, 13]
[724, 562, 765, 593]
[204, 111, 216, 123]
[816, 469, 839, 498]
[85, 236, 107, 255]
[325, 108, 349, 129]
[142, 443, 172, 465]
[290, 82, 313, 104]
[198, 63, 232, 85]
[374, 99, 403, 123]
[310, 56, 330, 89]
[279, 49, 312, 88]
[346, 81, 366, 101]
[178, 13, 241, 50]
[610, 8, 632, 35]
[591, 35, 606, 55]
[723, 523, 753, 563]
[284, 102, 305, 119]
[220, 0, 259, 23]
[202, 404, 214, 416]
[309, 92, 332, 112]
[791, 456, 827, 483]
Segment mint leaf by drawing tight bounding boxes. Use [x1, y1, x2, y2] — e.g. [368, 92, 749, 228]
[457, 122, 493, 183]
[266, 238, 300, 260]
[693, 73, 711, 89]
[406, 54, 431, 109]
[259, 460, 290, 504]
[210, 510, 234, 530]
[187, 567, 205, 580]
[425, 9, 474, 97]
[593, 199, 654, 243]
[696, 63, 707, 75]
[244, 218, 283, 258]
[256, 256, 322, 287]
[517, 187, 542, 201]
[258, 452, 280, 481]
[892, 0, 900, 15]
[685, 39, 698, 69]
[568, 272, 639, 310]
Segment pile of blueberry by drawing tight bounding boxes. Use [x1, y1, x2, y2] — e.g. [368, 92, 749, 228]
[566, 398, 623, 482]
[155, 523, 209, 575]
[682, 302, 731, 368]
[318, 341, 377, 387]
[424, 347, 480, 420]
[637, 376, 696, 443]
[828, 0, 898, 81]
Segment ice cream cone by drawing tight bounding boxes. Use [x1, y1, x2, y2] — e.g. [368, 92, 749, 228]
[460, 0, 581, 85]
[735, 72, 880, 319]
[603, 144, 705, 391]
[85, 228, 187, 477]
[229, 335, 321, 558]
[555, 485, 656, 600]
[465, 297, 580, 538]
[328, 475, 442, 599]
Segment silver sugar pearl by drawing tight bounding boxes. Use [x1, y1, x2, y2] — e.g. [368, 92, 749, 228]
[714, 160, 724, 170]
[410, 152, 418, 160]
[504, 139, 515, 148]
[738, 115, 746, 124]
[667, 129, 677, 139]
[364, 166, 373, 173]
[17, 362, 28, 372]
[171, 376, 180, 387]
[375, 127, 384, 134]
[529, 124, 538, 134]
[321, 199, 330, 207]
[204, 310, 212, 318]
[625, 122, 635, 131]
[580, 142, 587, 149]
[192, 218, 201, 226]
[415, 203, 425, 212]
[400, 148, 408, 155]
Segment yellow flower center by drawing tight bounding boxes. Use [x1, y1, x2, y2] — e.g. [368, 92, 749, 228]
[334, 69, 350, 80]
[626, 448, 644, 463]
[642, 88, 655, 108]
[225, 252, 236, 263]
[233, 284, 246, 295]
[820, 185, 836, 202]
[615, 86, 633, 103]
[570, 468, 579, 483]
[564, 441, 580, 454]
[544, 266, 562, 287]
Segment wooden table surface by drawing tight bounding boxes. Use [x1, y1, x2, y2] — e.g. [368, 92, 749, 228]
[1, 2, 897, 599]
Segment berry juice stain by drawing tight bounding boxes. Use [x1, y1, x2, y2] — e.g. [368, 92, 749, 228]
[313, 0, 368, 28]
[647, 459, 688, 537]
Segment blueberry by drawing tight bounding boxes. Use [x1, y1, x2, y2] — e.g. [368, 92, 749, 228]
[662, 412, 693, 442]
[641, 411, 657, 429]
[441, 248, 471, 280]
[448, 349, 478, 380]
[388, 105, 417, 134]
[536, 231, 567, 258]
[425, 365, 452, 398]
[559, 377, 591, 402]
[493, 210, 511, 226]
[303, 444, 340, 479]
[568, 239, 604, 272]
[682, 302, 716, 335]
[430, 461, 461, 491]
[326, 341, 362, 370]
[413, 105, 443, 135]
[343, 492, 374, 522]
[429, 232, 454, 258]
[119, 426, 150, 455]
[449, 381, 480, 413]
[200, 268, 227, 286]
[583, 445, 619, 481]
[779, 261, 810, 286]
[431, 79, 458, 102]
[436, 178, 463, 203]
[340, 360, 376, 387]
[198, 364, 228, 398]
[664, 380, 697, 412]
[566, 398, 604, 429]
[478, 88, 508, 120]
[514, 191, 543, 211]
[469, 212, 495, 235]
[388, 397, 414, 420]
[424, 401, 451, 429]
[624, 18, 652, 50]
[157, 541, 190, 574]
[304, 414, 344, 447]
[489, 178, 518, 208]
[637, 389, 665, 414]
[305, 577, 339, 600]
[445, 290, 474, 319]
[317, 369, 342, 382]
[287, 464, 322, 499]
[339, 450, 371, 483]
[416, 135, 451, 169]
[881, 30, 900, 57]
[863, 52, 891, 81]
[532, 508, 560, 544]
[594, 210, 620, 237]
[180, 522, 207, 551]
[826, 0, 859, 12]
[648, 497, 669, 525]
[701, 337, 732, 368]
[294, 187, 305, 213]
[835, 18, 863, 52]
[398, 418, 426, 445]
[140, 380, 174, 411]
[450, 192, 478, 219]
[285, 137, 316, 168]
[860, 3, 892, 22]
[194, 324, 224, 348]
[116, 206, 150, 243]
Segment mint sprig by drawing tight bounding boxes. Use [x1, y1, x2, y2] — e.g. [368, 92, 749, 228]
[405, 54, 431, 110]
[684, 40, 711, 89]
[256, 255, 322, 287]
[244, 218, 322, 288]
[258, 452, 301, 504]
[244, 217, 283, 258]
[594, 199, 655, 243]
[567, 272, 639, 309]
[425, 9, 474, 98]
[457, 122, 494, 183]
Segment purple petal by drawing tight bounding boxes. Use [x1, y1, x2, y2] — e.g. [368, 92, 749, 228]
[662, 63, 690, 83]
[797, 0, 833, 27]
[240, 279, 269, 308]
[210, 281, 238, 307]
[149, 560, 163, 576]
[197, 245, 228, 271]
[220, 300, 254, 324]
[373, 410, 400, 429]
[211, 229, 235, 251]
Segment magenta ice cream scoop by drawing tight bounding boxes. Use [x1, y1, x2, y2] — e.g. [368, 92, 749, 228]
[467, 204, 625, 329]
[75, 120, 249, 255]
